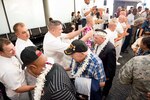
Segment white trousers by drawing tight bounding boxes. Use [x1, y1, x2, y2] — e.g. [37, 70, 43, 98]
[115, 39, 123, 61]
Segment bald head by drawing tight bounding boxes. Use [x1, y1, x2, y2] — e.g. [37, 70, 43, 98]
[120, 11, 127, 16]
[86, 16, 94, 26]
[108, 19, 117, 31]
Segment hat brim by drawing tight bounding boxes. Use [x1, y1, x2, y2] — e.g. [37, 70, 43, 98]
[64, 48, 74, 55]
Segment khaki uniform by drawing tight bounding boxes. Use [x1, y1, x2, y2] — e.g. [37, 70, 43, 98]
[119, 55, 150, 100]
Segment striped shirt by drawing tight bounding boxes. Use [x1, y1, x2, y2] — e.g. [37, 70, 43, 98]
[41, 63, 76, 100]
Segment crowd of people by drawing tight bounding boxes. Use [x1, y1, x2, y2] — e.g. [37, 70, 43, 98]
[0, 0, 150, 100]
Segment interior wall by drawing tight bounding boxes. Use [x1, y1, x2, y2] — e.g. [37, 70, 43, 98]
[106, 0, 114, 15]
[0, 1, 9, 34]
[113, 1, 138, 16]
[48, 0, 74, 23]
[0, 0, 45, 34]
[0, 0, 75, 34]
[1, 0, 149, 34]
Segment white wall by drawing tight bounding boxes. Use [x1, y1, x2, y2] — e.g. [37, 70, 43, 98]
[0, 0, 114, 34]
[75, 0, 85, 13]
[48, 0, 74, 23]
[105, 0, 114, 15]
[94, 0, 114, 16]
[0, 1, 9, 34]
[94, 0, 104, 8]
[2, 0, 45, 33]
[0, 0, 75, 34]
[144, 0, 150, 9]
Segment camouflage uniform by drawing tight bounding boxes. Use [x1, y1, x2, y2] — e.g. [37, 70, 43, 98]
[119, 55, 150, 100]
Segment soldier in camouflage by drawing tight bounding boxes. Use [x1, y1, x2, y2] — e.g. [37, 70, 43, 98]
[119, 54, 150, 100]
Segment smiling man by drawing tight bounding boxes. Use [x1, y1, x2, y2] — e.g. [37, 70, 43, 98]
[0, 38, 34, 100]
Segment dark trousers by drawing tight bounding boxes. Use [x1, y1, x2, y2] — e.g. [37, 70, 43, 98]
[102, 78, 113, 97]
[90, 88, 102, 100]
[90, 79, 102, 100]
[103, 23, 108, 29]
[121, 28, 132, 52]
[71, 78, 102, 100]
[75, 23, 79, 31]
[0, 82, 10, 100]
[81, 19, 86, 27]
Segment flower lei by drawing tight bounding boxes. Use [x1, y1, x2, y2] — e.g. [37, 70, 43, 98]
[34, 59, 54, 100]
[94, 38, 109, 55]
[71, 51, 91, 78]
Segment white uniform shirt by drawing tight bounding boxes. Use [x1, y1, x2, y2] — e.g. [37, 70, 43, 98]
[0, 56, 26, 98]
[105, 28, 118, 45]
[102, 13, 110, 22]
[121, 22, 127, 30]
[127, 13, 135, 25]
[15, 38, 35, 63]
[81, 3, 92, 19]
[43, 32, 71, 66]
[116, 21, 124, 34]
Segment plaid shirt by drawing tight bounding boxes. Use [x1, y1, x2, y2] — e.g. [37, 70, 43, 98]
[72, 52, 106, 83]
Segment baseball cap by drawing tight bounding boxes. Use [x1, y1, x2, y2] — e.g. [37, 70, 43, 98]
[64, 39, 88, 55]
[21, 46, 42, 69]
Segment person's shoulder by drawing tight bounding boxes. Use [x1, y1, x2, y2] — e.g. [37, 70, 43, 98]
[0, 57, 12, 72]
[46, 63, 65, 77]
[103, 41, 115, 50]
[91, 53, 103, 64]
[128, 55, 150, 74]
[107, 41, 115, 48]
[44, 32, 51, 38]
[15, 38, 22, 46]
[43, 32, 57, 43]
[130, 55, 149, 64]
[127, 14, 132, 18]
[52, 63, 65, 71]
[53, 63, 62, 67]
[82, 3, 87, 7]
